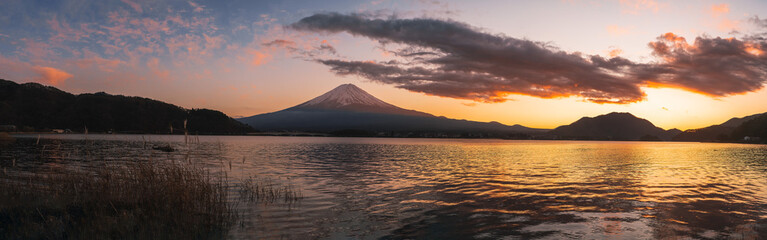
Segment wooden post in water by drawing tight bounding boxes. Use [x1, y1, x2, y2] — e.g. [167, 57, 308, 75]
[184, 119, 188, 146]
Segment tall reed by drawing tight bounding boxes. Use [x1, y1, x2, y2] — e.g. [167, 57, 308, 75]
[239, 176, 303, 204]
[0, 160, 236, 239]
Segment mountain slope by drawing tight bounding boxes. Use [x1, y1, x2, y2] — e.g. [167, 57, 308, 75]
[238, 84, 544, 135]
[720, 113, 767, 127]
[286, 84, 432, 117]
[674, 112, 767, 142]
[549, 112, 678, 140]
[730, 114, 767, 143]
[0, 79, 253, 134]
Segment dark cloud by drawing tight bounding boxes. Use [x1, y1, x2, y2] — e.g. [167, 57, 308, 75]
[748, 16, 767, 39]
[639, 33, 767, 96]
[318, 42, 337, 55]
[263, 39, 296, 48]
[291, 13, 767, 104]
[751, 16, 767, 29]
[262, 38, 337, 58]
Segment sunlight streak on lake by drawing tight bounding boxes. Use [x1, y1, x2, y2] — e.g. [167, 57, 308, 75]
[2, 135, 767, 239]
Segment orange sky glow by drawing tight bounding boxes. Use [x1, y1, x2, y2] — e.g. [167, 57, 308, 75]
[1, 0, 766, 130]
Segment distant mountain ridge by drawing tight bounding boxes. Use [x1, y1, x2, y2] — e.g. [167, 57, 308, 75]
[720, 113, 767, 127]
[730, 114, 767, 142]
[548, 112, 681, 141]
[3, 78, 765, 142]
[673, 112, 767, 142]
[238, 84, 545, 135]
[547, 111, 767, 143]
[0, 79, 253, 134]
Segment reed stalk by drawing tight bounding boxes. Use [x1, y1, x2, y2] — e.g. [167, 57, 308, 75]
[0, 160, 236, 239]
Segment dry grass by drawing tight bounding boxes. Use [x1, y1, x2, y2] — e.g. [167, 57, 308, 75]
[0, 160, 236, 240]
[239, 176, 302, 204]
[0, 138, 306, 239]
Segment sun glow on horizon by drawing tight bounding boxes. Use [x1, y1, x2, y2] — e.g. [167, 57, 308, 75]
[0, 0, 766, 131]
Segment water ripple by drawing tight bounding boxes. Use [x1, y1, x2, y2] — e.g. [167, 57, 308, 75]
[3, 135, 767, 239]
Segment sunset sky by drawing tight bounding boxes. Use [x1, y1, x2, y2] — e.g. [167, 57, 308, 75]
[1, 0, 766, 130]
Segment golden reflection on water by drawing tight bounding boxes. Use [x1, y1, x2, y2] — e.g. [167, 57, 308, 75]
[341, 140, 767, 239]
[3, 136, 767, 239]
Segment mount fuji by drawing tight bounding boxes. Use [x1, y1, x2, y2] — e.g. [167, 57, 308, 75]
[237, 84, 544, 135]
[284, 84, 431, 117]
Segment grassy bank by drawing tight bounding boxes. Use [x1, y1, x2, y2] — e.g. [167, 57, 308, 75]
[0, 160, 236, 239]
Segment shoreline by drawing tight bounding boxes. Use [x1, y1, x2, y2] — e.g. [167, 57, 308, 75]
[4, 132, 764, 145]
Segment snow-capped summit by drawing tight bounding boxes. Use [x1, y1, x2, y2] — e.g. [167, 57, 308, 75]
[294, 84, 396, 109]
[287, 84, 431, 116]
[237, 83, 545, 133]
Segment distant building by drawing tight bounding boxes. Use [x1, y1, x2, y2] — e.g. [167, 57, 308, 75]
[0, 125, 16, 132]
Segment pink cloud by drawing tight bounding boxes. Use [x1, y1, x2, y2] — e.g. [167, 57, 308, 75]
[619, 0, 664, 14]
[107, 11, 129, 25]
[707, 4, 739, 31]
[710, 3, 729, 17]
[146, 58, 172, 82]
[32, 66, 73, 86]
[22, 39, 56, 62]
[120, 0, 143, 13]
[47, 16, 78, 43]
[0, 55, 37, 81]
[718, 18, 740, 31]
[606, 25, 631, 36]
[189, 16, 216, 32]
[133, 18, 169, 35]
[254, 14, 278, 26]
[166, 15, 189, 28]
[203, 33, 224, 52]
[75, 50, 124, 72]
[189, 1, 204, 13]
[607, 47, 623, 57]
[247, 49, 272, 66]
[2, 2, 273, 101]
[136, 46, 154, 54]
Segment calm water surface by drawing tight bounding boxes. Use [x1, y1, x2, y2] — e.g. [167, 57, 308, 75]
[2, 134, 767, 239]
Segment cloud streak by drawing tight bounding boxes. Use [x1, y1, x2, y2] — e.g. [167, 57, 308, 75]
[290, 13, 767, 104]
[33, 66, 73, 86]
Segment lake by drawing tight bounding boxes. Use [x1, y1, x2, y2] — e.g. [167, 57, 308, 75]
[2, 134, 767, 239]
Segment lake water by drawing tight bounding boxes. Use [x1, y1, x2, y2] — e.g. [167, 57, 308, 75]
[2, 134, 767, 239]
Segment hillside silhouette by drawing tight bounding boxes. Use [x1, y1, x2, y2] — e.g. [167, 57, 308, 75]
[548, 112, 681, 141]
[0, 79, 253, 134]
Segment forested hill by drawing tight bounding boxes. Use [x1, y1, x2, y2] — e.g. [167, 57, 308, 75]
[548, 112, 681, 141]
[0, 79, 253, 134]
